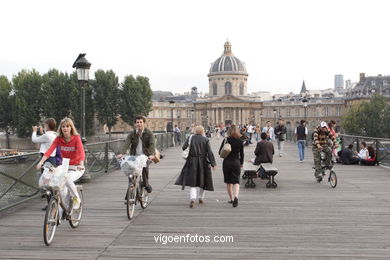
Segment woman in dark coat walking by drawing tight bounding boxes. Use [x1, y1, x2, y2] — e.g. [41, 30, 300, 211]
[175, 125, 216, 208]
[219, 125, 244, 207]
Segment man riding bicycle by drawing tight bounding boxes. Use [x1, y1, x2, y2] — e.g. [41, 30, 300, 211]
[312, 121, 337, 182]
[117, 116, 155, 194]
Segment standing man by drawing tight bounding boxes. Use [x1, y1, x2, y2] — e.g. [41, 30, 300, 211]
[274, 119, 287, 157]
[247, 124, 254, 144]
[262, 121, 275, 141]
[174, 125, 181, 145]
[295, 120, 308, 163]
[118, 116, 155, 193]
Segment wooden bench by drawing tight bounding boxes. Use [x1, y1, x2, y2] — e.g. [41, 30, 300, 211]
[242, 162, 260, 188]
[261, 163, 278, 188]
[242, 162, 279, 189]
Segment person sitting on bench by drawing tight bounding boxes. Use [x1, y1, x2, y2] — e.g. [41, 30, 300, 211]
[254, 132, 274, 178]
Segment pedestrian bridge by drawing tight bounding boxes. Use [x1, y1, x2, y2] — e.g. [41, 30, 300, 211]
[1, 138, 390, 259]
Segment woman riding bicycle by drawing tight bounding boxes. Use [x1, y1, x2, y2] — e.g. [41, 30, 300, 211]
[36, 117, 85, 212]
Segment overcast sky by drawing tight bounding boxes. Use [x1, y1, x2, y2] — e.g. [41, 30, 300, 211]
[1, 0, 389, 95]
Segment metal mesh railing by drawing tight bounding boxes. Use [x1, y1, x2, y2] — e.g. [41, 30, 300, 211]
[0, 132, 179, 212]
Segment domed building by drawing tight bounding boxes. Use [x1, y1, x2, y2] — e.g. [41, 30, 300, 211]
[193, 41, 262, 127]
[208, 41, 248, 97]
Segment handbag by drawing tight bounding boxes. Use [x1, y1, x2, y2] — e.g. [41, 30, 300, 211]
[219, 138, 232, 158]
[182, 135, 192, 159]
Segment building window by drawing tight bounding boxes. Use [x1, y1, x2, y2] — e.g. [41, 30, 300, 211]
[324, 107, 329, 116]
[213, 83, 217, 96]
[286, 108, 291, 117]
[371, 80, 376, 86]
[239, 82, 244, 95]
[336, 106, 340, 116]
[177, 110, 181, 118]
[225, 82, 232, 95]
[384, 80, 388, 86]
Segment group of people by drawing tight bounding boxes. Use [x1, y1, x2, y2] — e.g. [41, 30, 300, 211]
[175, 123, 277, 208]
[338, 142, 377, 166]
[34, 117, 86, 215]
[33, 115, 378, 214]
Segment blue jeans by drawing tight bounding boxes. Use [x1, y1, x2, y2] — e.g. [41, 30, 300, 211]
[297, 140, 306, 161]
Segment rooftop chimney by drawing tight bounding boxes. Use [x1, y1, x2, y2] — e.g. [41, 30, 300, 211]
[359, 73, 366, 83]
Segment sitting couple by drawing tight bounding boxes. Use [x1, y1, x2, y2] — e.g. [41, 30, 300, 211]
[338, 142, 376, 166]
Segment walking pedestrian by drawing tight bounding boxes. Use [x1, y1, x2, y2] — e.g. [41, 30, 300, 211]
[254, 124, 261, 142]
[262, 121, 275, 141]
[219, 125, 243, 207]
[175, 126, 216, 208]
[275, 119, 287, 157]
[295, 120, 308, 163]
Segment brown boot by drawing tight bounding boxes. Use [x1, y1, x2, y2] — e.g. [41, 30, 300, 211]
[199, 199, 204, 204]
[189, 201, 195, 208]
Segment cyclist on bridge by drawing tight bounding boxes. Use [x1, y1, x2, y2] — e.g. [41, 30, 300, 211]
[312, 121, 337, 182]
[117, 116, 155, 194]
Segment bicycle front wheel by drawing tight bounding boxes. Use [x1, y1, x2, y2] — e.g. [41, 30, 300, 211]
[329, 170, 337, 188]
[139, 180, 149, 209]
[127, 179, 137, 220]
[69, 188, 84, 228]
[43, 197, 58, 246]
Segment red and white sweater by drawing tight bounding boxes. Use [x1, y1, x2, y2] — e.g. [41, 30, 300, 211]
[45, 135, 85, 165]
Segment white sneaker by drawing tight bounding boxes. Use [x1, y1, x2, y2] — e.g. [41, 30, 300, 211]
[72, 197, 81, 210]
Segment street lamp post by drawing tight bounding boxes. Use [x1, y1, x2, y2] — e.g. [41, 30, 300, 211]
[302, 98, 308, 122]
[72, 53, 91, 182]
[72, 53, 91, 143]
[273, 109, 277, 126]
[169, 100, 175, 132]
[191, 109, 194, 125]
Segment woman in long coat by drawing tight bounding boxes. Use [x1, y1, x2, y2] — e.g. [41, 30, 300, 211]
[175, 125, 216, 208]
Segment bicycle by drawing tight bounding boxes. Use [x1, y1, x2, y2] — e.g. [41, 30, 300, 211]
[42, 165, 84, 246]
[120, 155, 149, 220]
[315, 151, 337, 188]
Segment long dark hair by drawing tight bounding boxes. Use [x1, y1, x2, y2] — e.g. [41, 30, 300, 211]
[367, 146, 375, 158]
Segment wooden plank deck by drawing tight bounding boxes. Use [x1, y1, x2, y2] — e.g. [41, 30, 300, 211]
[1, 137, 390, 259]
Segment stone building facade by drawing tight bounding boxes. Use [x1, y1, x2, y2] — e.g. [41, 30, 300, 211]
[107, 44, 389, 134]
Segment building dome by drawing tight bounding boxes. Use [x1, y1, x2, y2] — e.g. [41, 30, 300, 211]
[209, 41, 247, 75]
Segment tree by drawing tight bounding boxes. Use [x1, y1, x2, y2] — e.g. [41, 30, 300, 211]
[342, 94, 390, 138]
[42, 69, 74, 124]
[12, 70, 44, 137]
[119, 75, 153, 127]
[0, 75, 13, 148]
[91, 70, 120, 139]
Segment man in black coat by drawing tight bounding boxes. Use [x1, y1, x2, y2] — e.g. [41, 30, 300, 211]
[254, 133, 275, 178]
[339, 144, 359, 165]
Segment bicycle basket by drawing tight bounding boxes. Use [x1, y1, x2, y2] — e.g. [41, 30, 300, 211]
[39, 158, 70, 189]
[120, 155, 148, 176]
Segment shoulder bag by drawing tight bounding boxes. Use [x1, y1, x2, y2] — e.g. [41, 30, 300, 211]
[182, 135, 192, 159]
[219, 138, 232, 159]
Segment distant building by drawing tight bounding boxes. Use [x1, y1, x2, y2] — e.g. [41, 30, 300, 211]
[334, 74, 344, 92]
[346, 73, 390, 98]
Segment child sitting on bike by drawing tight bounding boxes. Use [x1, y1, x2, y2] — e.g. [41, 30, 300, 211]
[36, 118, 85, 213]
[312, 121, 337, 182]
